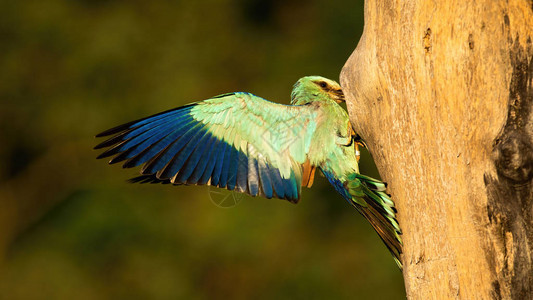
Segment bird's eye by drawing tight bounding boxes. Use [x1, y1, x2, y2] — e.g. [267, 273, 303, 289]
[319, 81, 328, 88]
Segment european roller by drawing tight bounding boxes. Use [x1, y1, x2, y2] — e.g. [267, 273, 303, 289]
[94, 76, 403, 268]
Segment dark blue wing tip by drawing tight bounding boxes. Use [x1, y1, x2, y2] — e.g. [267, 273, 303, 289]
[94, 104, 199, 163]
[94, 103, 198, 139]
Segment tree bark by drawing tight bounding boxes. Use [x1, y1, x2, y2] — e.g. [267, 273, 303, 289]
[341, 1, 533, 299]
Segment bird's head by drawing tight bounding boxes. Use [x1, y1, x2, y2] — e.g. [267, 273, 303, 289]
[290, 76, 345, 105]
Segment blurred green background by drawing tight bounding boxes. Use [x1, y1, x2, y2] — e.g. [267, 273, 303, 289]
[0, 0, 405, 299]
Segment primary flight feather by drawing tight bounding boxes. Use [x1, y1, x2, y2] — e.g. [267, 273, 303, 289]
[94, 76, 403, 268]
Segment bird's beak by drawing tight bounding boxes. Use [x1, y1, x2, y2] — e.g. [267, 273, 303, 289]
[332, 89, 345, 103]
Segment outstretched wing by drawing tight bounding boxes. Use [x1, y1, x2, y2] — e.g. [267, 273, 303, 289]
[94, 92, 319, 203]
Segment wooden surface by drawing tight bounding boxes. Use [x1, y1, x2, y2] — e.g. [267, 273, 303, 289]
[341, 1, 533, 299]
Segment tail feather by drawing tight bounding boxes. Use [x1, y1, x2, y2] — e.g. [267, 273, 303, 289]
[346, 173, 403, 269]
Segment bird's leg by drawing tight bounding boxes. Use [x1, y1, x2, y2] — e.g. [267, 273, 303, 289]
[336, 134, 352, 147]
[336, 122, 355, 147]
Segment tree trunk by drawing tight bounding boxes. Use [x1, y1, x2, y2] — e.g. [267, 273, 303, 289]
[341, 1, 533, 299]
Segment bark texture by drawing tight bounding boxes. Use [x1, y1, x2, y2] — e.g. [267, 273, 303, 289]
[341, 1, 533, 299]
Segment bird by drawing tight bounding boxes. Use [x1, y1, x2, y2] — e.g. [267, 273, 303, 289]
[94, 76, 403, 268]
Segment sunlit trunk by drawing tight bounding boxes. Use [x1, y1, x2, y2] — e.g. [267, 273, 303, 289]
[341, 1, 533, 298]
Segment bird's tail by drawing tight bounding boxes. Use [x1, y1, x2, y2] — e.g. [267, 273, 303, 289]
[344, 173, 403, 269]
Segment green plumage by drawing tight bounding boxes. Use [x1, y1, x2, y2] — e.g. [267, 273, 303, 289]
[94, 76, 403, 268]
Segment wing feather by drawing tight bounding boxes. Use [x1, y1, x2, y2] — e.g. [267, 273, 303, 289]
[95, 92, 319, 202]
